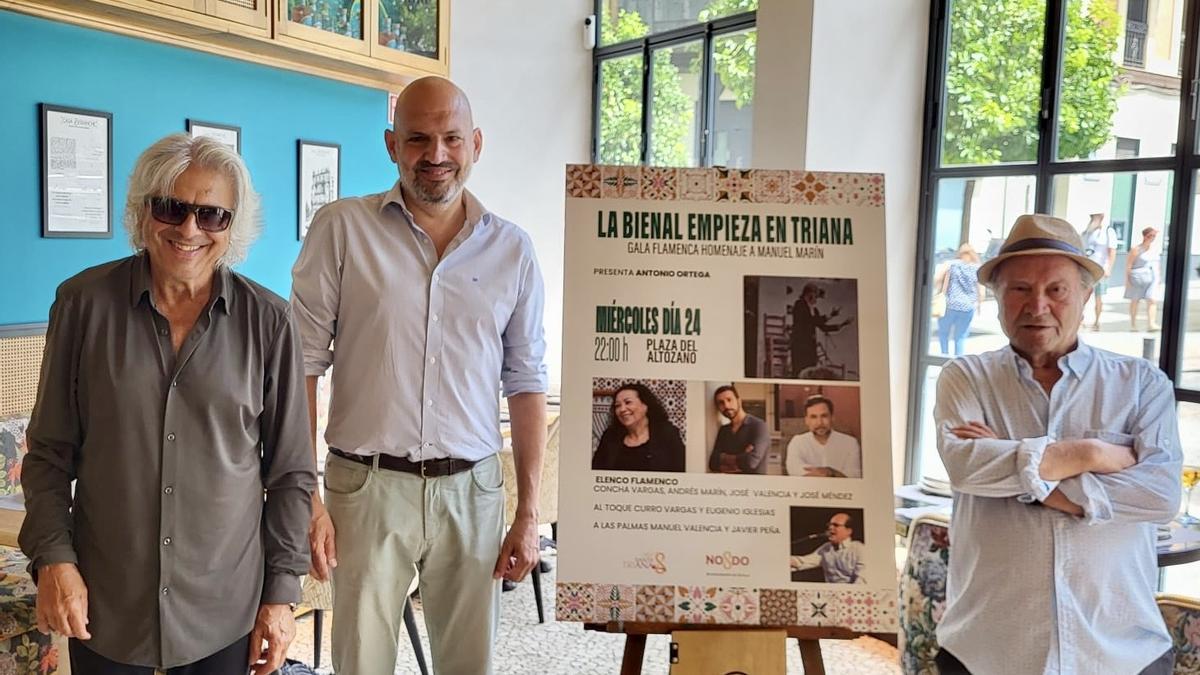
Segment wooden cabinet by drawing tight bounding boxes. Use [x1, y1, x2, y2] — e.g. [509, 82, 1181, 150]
[0, 0, 448, 89]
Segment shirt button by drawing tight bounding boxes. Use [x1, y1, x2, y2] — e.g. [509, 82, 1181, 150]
[426, 399, 434, 406]
[433, 274, 440, 283]
[164, 486, 174, 495]
[429, 356, 436, 364]
[161, 587, 169, 595]
[162, 537, 172, 546]
[167, 433, 176, 441]
[159, 328, 168, 336]
[431, 314, 439, 322]
[172, 380, 178, 387]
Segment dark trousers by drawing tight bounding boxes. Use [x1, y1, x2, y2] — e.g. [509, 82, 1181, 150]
[935, 648, 1174, 675]
[70, 633, 258, 675]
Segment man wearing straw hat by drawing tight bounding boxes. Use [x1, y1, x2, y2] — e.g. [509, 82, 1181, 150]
[932, 214, 1182, 674]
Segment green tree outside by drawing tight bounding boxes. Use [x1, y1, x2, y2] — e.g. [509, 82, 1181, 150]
[942, 0, 1122, 165]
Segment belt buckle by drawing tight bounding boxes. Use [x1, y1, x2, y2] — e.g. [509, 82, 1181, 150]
[420, 459, 428, 479]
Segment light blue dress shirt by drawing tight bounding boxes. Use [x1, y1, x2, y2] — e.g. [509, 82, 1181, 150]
[793, 539, 866, 584]
[934, 342, 1180, 675]
[291, 183, 548, 461]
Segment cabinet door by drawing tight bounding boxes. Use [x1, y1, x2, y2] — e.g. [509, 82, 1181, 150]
[143, 0, 207, 11]
[369, 0, 447, 72]
[276, 0, 370, 56]
[207, 0, 269, 31]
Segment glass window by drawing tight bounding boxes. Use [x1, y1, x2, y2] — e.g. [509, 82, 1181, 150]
[599, 0, 758, 46]
[377, 0, 438, 58]
[649, 41, 703, 166]
[287, 0, 363, 38]
[1056, 0, 1182, 161]
[1161, 401, 1200, 595]
[1050, 171, 1172, 360]
[1178, 174, 1200, 389]
[915, 364, 947, 482]
[597, 53, 645, 165]
[711, 28, 756, 168]
[940, 0, 1046, 166]
[928, 176, 1036, 358]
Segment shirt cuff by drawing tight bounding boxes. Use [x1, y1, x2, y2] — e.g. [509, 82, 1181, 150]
[261, 572, 302, 605]
[1015, 436, 1059, 503]
[27, 547, 80, 580]
[1057, 475, 1109, 525]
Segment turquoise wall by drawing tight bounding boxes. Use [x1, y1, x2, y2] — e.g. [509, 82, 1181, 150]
[0, 9, 397, 325]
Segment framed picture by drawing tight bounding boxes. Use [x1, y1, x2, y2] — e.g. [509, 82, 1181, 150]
[187, 119, 241, 154]
[298, 140, 341, 239]
[40, 104, 113, 238]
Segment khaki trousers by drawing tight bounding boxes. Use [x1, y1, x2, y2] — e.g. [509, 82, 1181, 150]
[324, 452, 505, 675]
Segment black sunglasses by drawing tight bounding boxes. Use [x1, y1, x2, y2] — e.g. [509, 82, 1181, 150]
[147, 197, 234, 233]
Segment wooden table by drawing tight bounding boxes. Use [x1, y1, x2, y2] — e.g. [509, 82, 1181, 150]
[0, 507, 24, 548]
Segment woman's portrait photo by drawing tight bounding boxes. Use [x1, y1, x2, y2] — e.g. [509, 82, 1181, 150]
[591, 379, 687, 473]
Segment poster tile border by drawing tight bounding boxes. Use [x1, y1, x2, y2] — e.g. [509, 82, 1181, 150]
[566, 165, 884, 207]
[556, 582, 897, 633]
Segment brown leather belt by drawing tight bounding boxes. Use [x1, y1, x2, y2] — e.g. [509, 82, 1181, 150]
[329, 447, 477, 478]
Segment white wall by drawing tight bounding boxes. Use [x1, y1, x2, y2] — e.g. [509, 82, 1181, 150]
[801, 0, 928, 482]
[449, 0, 594, 393]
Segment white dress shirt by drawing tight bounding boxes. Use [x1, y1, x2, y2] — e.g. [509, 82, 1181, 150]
[785, 430, 862, 478]
[934, 343, 1179, 674]
[291, 183, 547, 461]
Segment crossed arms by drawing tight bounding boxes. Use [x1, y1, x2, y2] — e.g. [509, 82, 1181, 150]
[934, 363, 1181, 525]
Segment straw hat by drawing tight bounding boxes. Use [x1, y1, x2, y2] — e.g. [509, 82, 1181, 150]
[976, 214, 1104, 286]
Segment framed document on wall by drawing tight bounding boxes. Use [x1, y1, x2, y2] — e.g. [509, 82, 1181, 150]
[187, 119, 241, 154]
[298, 140, 340, 239]
[40, 104, 112, 238]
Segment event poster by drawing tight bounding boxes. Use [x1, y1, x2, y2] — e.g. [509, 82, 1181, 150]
[556, 166, 897, 634]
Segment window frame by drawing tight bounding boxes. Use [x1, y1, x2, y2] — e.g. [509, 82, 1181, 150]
[907, 0, 1200, 483]
[590, 2, 757, 166]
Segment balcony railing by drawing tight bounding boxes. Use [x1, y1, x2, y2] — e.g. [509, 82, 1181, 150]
[1125, 20, 1147, 68]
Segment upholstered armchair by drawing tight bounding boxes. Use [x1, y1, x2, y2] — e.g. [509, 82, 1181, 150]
[898, 512, 951, 675]
[1158, 594, 1200, 674]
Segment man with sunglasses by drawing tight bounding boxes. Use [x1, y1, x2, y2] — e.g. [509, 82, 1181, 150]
[292, 77, 548, 673]
[20, 134, 315, 675]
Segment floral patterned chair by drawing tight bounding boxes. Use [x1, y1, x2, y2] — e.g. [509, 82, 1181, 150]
[898, 512, 950, 675]
[1158, 594, 1200, 674]
[0, 416, 65, 674]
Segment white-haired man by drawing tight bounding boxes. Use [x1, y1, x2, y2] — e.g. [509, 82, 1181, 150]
[933, 214, 1181, 674]
[21, 134, 315, 674]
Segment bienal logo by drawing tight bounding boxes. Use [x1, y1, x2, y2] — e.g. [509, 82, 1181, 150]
[705, 551, 750, 570]
[622, 552, 668, 575]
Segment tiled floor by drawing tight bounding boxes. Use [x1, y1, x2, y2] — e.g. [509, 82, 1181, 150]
[286, 548, 900, 674]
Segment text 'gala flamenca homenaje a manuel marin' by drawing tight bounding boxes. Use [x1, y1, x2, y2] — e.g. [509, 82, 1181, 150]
[555, 166, 897, 633]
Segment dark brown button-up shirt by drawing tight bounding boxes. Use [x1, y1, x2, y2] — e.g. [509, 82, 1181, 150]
[19, 254, 315, 668]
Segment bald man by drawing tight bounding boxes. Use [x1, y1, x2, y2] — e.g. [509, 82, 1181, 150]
[291, 77, 548, 673]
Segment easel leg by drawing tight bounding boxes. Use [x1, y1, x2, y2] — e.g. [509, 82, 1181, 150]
[797, 639, 825, 675]
[621, 634, 647, 675]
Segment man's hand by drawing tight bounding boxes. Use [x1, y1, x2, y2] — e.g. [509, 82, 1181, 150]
[248, 604, 295, 675]
[950, 421, 998, 439]
[803, 467, 846, 478]
[308, 497, 337, 581]
[1040, 488, 1084, 517]
[35, 563, 90, 639]
[493, 514, 539, 582]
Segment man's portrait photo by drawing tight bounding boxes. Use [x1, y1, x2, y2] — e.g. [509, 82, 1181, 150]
[789, 506, 866, 584]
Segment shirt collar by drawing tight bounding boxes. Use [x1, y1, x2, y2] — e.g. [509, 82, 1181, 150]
[129, 252, 231, 315]
[379, 180, 492, 230]
[1005, 339, 1093, 379]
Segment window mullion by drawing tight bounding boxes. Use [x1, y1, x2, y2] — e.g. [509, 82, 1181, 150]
[700, 22, 715, 166]
[1034, 0, 1065, 213]
[640, 39, 651, 166]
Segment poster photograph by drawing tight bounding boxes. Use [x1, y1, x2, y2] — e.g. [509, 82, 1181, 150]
[556, 166, 896, 634]
[187, 119, 241, 154]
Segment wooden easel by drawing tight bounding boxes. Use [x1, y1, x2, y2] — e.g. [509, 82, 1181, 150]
[584, 621, 894, 674]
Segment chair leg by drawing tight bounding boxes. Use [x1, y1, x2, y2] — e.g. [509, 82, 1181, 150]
[313, 609, 323, 669]
[404, 597, 429, 675]
[551, 521, 558, 544]
[531, 562, 545, 624]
